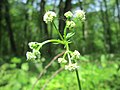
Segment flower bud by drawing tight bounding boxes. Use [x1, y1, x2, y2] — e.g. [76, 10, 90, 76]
[58, 58, 67, 64]
[28, 42, 42, 50]
[64, 11, 73, 19]
[65, 63, 79, 71]
[26, 52, 36, 60]
[43, 11, 56, 23]
[33, 50, 41, 59]
[71, 50, 80, 60]
[75, 10, 85, 22]
[66, 21, 76, 29]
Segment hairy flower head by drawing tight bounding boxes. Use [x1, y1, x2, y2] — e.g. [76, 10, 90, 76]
[33, 50, 41, 59]
[28, 42, 42, 50]
[58, 58, 67, 64]
[66, 20, 76, 29]
[64, 11, 73, 19]
[65, 63, 79, 71]
[26, 52, 36, 60]
[43, 11, 56, 23]
[75, 10, 85, 21]
[72, 50, 80, 59]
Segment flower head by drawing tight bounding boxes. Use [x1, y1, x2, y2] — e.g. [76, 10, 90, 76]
[43, 11, 56, 23]
[75, 10, 85, 21]
[58, 58, 67, 64]
[28, 42, 42, 50]
[66, 20, 76, 29]
[65, 63, 79, 71]
[71, 50, 80, 59]
[64, 11, 73, 19]
[26, 52, 36, 60]
[33, 50, 41, 59]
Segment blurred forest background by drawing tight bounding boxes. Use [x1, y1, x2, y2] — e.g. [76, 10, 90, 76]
[0, 0, 120, 90]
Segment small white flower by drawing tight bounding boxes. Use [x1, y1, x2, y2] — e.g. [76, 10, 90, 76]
[26, 52, 36, 60]
[28, 42, 42, 50]
[33, 50, 41, 59]
[66, 20, 76, 29]
[58, 58, 67, 64]
[75, 10, 85, 21]
[28, 42, 37, 49]
[65, 63, 79, 71]
[73, 50, 80, 59]
[43, 11, 56, 23]
[64, 11, 73, 19]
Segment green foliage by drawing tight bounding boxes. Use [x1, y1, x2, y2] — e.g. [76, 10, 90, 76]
[0, 55, 120, 90]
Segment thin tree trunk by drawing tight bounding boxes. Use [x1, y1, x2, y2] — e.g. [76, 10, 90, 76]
[40, 0, 49, 39]
[0, 0, 3, 56]
[103, 0, 112, 53]
[99, 1, 107, 52]
[59, 0, 64, 35]
[23, 0, 29, 55]
[23, 0, 34, 55]
[4, 0, 17, 55]
[115, 0, 120, 50]
[78, 0, 86, 54]
[39, 0, 51, 56]
[59, 0, 72, 35]
[116, 0, 120, 27]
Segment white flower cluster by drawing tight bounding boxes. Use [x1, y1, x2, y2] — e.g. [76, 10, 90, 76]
[26, 42, 42, 60]
[26, 52, 36, 60]
[64, 11, 73, 19]
[43, 10, 85, 24]
[75, 10, 85, 21]
[65, 63, 79, 71]
[43, 11, 56, 23]
[66, 21, 76, 29]
[58, 50, 80, 71]
[71, 50, 80, 59]
[29, 42, 42, 50]
[58, 58, 67, 64]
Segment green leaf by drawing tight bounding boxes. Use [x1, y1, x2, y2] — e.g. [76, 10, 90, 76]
[11, 57, 21, 64]
[66, 32, 75, 39]
[21, 63, 29, 71]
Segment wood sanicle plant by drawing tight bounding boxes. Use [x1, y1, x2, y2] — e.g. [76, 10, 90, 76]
[26, 9, 85, 90]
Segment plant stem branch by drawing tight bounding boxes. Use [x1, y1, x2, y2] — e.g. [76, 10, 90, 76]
[42, 39, 64, 45]
[31, 51, 65, 90]
[75, 69, 82, 90]
[52, 22, 64, 40]
[41, 67, 64, 90]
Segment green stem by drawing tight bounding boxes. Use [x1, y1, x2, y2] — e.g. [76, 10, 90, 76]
[52, 22, 64, 40]
[65, 42, 82, 90]
[63, 26, 67, 39]
[75, 69, 82, 90]
[42, 39, 64, 45]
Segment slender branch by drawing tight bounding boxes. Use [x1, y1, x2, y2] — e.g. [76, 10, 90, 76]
[42, 39, 64, 45]
[63, 26, 67, 39]
[75, 69, 82, 90]
[52, 22, 64, 40]
[41, 67, 64, 90]
[31, 51, 65, 90]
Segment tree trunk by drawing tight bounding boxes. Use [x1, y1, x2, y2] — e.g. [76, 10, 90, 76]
[103, 0, 112, 53]
[39, 0, 51, 56]
[59, 0, 72, 35]
[99, 1, 108, 52]
[115, 0, 120, 50]
[4, 0, 17, 55]
[0, 0, 3, 56]
[59, 0, 64, 35]
[116, 0, 120, 27]
[78, 0, 86, 54]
